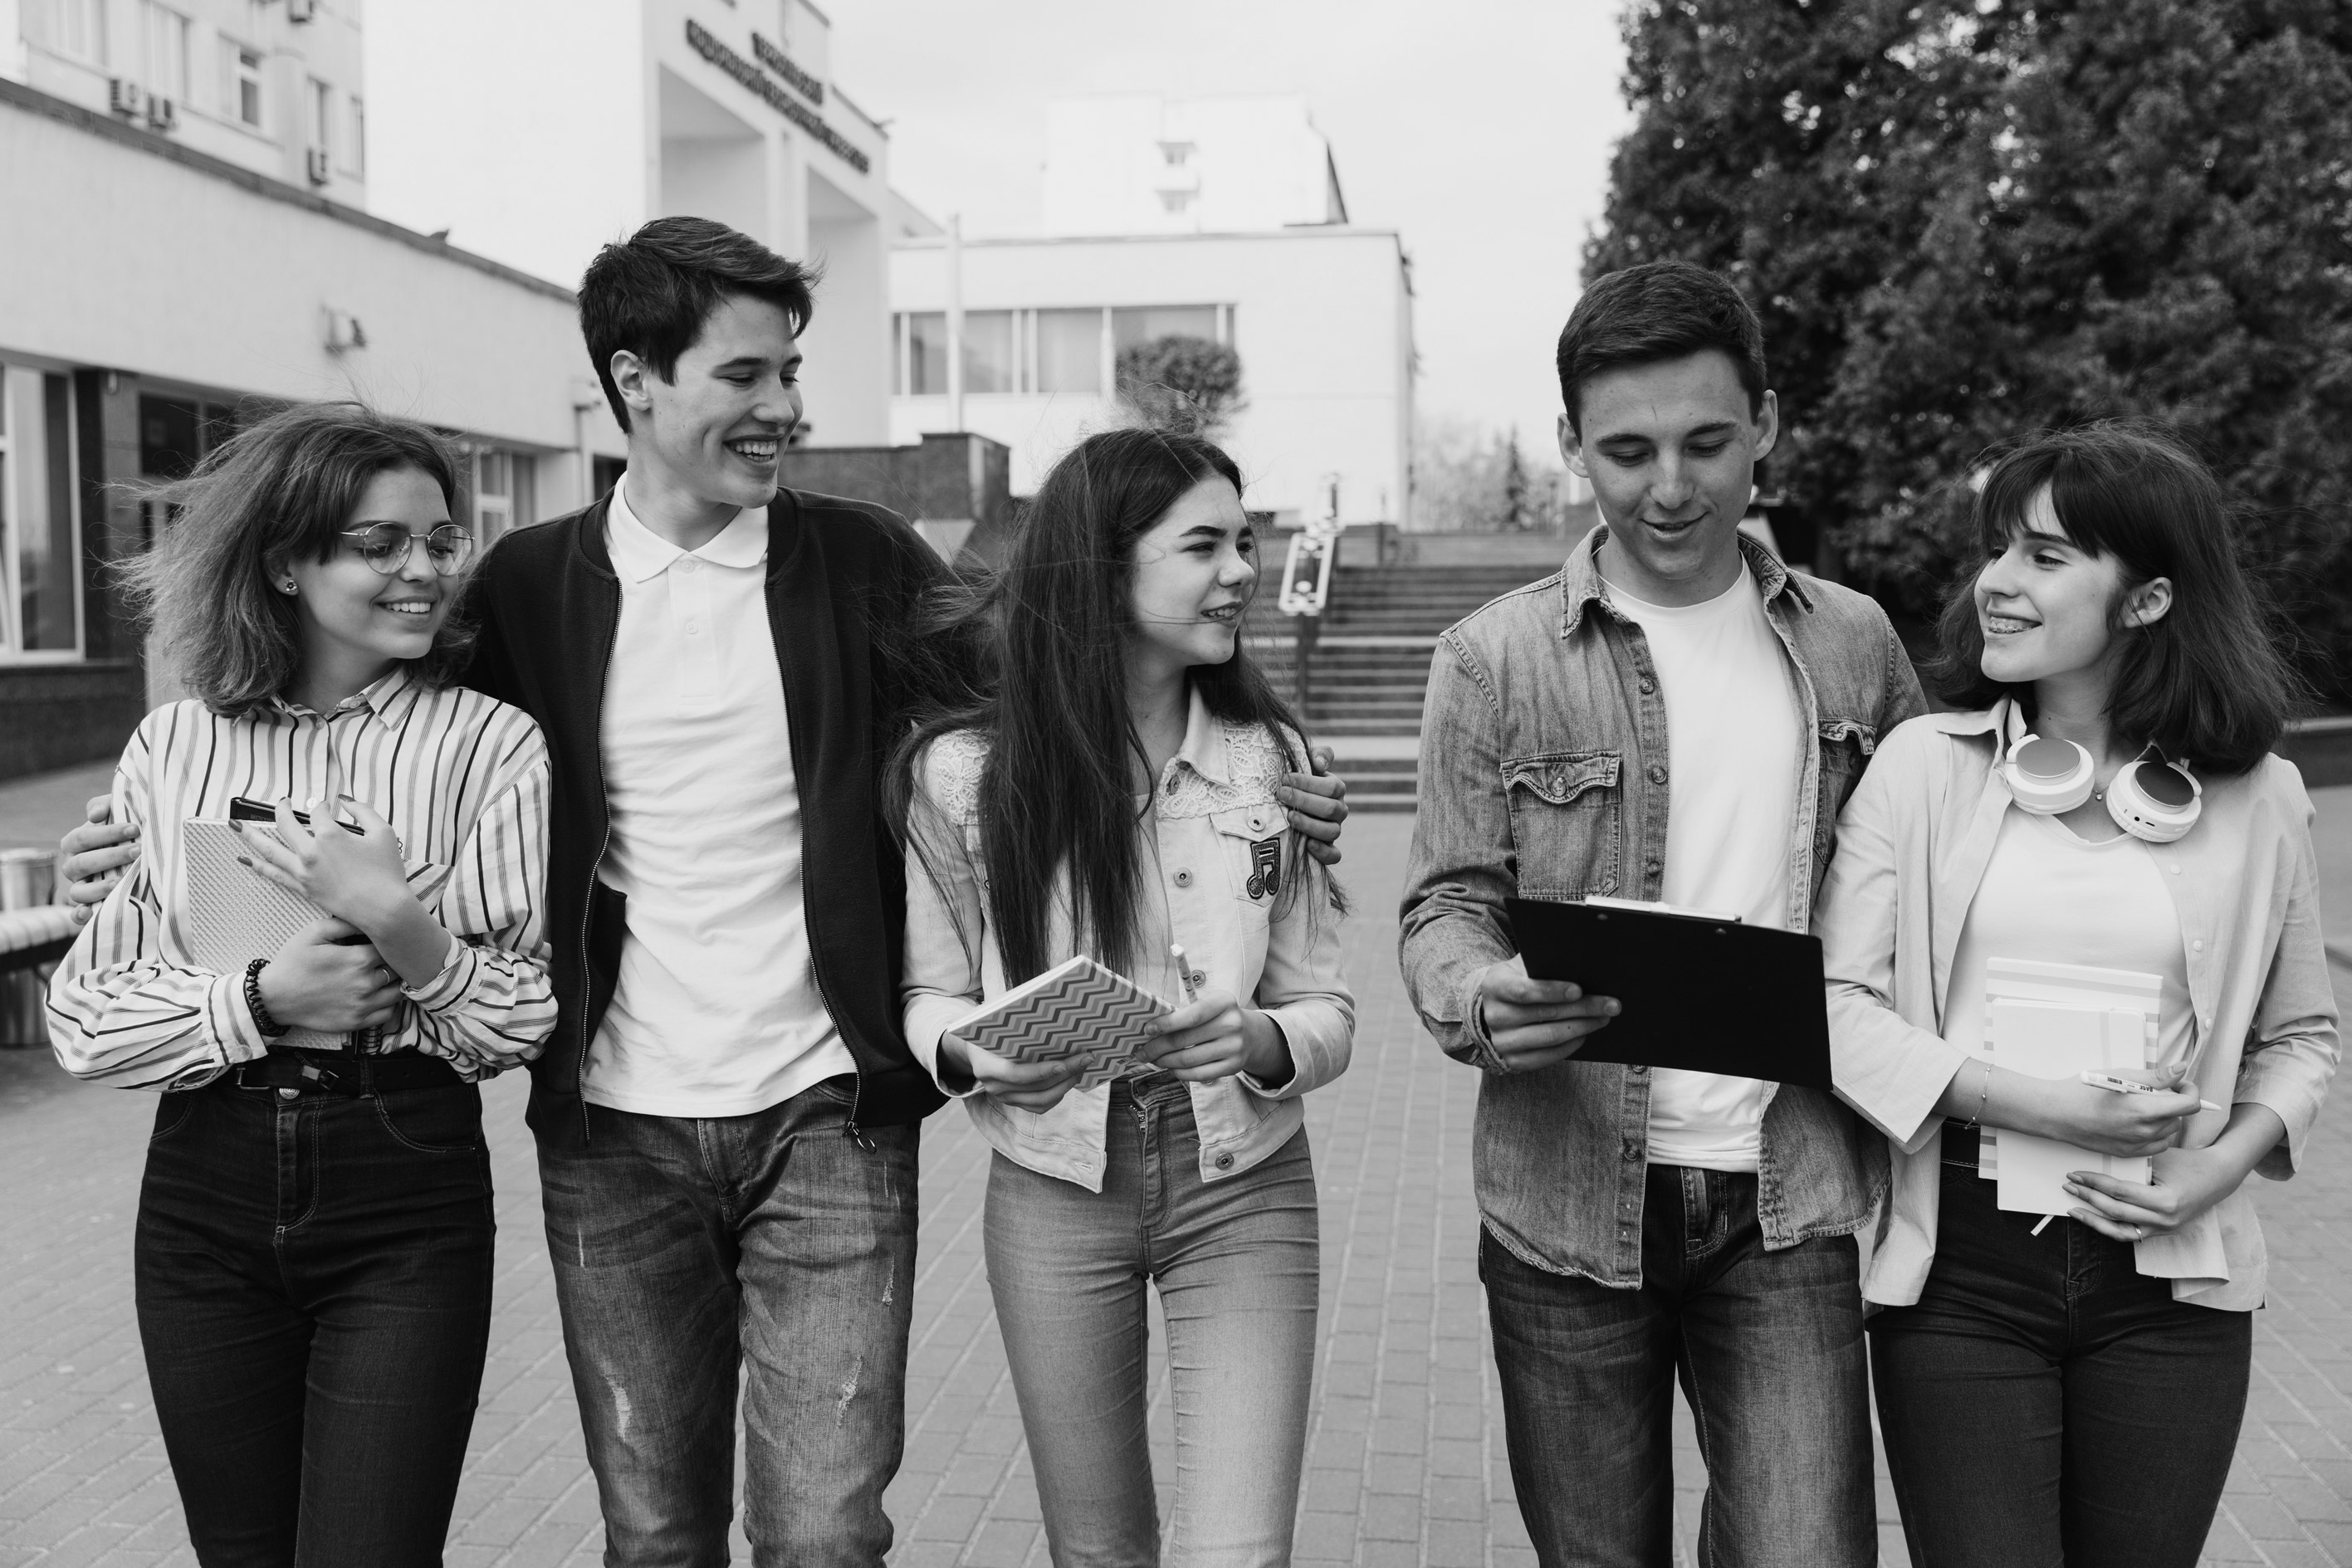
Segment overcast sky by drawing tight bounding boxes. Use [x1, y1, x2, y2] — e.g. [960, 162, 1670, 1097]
[829, 1, 1634, 455]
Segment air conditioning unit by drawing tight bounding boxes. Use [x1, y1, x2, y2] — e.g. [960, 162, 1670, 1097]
[145, 96, 177, 133]
[108, 78, 145, 118]
[306, 145, 330, 185]
[286, 0, 316, 20]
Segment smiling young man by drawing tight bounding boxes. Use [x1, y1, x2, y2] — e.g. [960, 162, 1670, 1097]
[61, 215, 1350, 1564]
[1398, 260, 1928, 1566]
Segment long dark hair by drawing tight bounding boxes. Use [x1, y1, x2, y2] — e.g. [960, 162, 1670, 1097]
[1929, 419, 2302, 774]
[121, 402, 472, 718]
[891, 427, 1340, 984]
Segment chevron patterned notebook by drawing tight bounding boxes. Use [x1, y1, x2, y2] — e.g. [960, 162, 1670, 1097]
[958, 955, 1172, 1091]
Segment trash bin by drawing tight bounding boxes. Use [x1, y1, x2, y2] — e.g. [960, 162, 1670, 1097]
[2, 848, 62, 1048]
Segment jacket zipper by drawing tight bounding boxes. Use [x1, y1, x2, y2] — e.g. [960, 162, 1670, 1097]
[573, 588, 622, 1145]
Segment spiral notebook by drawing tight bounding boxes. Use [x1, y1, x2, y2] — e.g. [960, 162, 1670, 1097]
[956, 955, 1172, 1091]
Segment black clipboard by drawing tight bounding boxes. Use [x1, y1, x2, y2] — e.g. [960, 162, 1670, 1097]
[1504, 896, 1831, 1090]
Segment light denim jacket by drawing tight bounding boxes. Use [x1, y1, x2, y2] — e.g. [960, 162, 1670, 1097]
[1398, 526, 1929, 1286]
[1819, 700, 2340, 1312]
[902, 692, 1355, 1192]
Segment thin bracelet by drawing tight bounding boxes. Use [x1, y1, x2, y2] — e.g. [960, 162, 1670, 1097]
[1963, 1060, 1990, 1130]
[243, 957, 291, 1038]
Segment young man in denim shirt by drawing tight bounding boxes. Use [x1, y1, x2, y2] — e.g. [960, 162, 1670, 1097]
[1400, 261, 1926, 1566]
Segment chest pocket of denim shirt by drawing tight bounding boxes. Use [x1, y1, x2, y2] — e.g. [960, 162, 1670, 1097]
[1210, 805, 1286, 916]
[1503, 750, 1622, 900]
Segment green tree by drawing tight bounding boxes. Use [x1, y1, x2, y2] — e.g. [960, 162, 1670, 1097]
[1116, 335, 1246, 438]
[1499, 427, 1534, 530]
[1591, 0, 2352, 701]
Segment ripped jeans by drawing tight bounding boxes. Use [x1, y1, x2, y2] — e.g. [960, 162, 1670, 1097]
[536, 1075, 918, 1568]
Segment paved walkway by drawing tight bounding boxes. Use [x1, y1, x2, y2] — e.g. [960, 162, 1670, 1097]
[3, 795, 2350, 1566]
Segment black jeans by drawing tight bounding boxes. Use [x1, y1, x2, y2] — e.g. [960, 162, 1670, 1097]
[134, 1078, 496, 1567]
[1480, 1163, 1875, 1568]
[1868, 1159, 2253, 1568]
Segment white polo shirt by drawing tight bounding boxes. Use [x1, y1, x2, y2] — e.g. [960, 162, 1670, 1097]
[581, 478, 853, 1117]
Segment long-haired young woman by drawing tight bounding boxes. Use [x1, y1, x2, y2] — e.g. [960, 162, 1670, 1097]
[49, 403, 556, 1566]
[892, 427, 1354, 1566]
[1817, 421, 2337, 1567]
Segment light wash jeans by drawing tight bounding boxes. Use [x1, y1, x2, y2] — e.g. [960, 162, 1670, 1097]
[534, 1074, 919, 1568]
[985, 1073, 1320, 1568]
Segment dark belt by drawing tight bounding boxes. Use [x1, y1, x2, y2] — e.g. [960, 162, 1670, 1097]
[225, 1048, 466, 1097]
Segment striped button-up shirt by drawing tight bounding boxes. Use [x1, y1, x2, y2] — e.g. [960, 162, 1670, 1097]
[49, 667, 556, 1089]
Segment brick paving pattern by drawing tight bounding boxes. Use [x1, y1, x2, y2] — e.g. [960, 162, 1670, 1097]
[5, 803, 2350, 1566]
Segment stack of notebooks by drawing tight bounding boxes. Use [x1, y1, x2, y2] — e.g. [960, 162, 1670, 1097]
[1976, 957, 2164, 1215]
[955, 955, 1173, 1090]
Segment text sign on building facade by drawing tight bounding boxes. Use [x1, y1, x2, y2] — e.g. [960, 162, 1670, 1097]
[751, 35, 823, 105]
[683, 20, 868, 174]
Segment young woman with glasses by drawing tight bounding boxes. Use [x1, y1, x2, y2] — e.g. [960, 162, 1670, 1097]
[1817, 422, 2337, 1567]
[891, 427, 1355, 1565]
[49, 402, 556, 1566]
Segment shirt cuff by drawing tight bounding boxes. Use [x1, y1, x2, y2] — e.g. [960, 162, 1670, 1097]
[207, 969, 273, 1065]
[905, 993, 985, 1097]
[1460, 970, 1513, 1075]
[399, 934, 477, 1013]
[1239, 1014, 1298, 1099]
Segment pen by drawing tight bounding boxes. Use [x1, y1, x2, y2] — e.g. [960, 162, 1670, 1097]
[1171, 944, 1200, 1005]
[2078, 1070, 2225, 1116]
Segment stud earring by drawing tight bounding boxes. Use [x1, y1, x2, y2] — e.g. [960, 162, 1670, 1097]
[281, 580, 296, 594]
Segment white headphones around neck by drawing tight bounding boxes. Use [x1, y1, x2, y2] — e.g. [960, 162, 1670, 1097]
[2001, 730, 2203, 843]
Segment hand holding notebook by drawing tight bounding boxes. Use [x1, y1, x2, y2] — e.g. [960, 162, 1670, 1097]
[948, 955, 1173, 1096]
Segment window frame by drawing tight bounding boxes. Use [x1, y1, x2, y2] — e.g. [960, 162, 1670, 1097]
[0, 364, 88, 664]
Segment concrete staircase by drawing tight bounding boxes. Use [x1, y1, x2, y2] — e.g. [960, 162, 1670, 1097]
[1250, 561, 1557, 813]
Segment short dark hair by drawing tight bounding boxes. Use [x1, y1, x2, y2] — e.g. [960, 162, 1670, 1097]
[578, 217, 819, 432]
[122, 402, 471, 717]
[1556, 260, 1768, 436]
[1929, 420, 2304, 775]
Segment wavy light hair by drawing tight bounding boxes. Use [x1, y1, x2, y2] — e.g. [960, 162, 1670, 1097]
[122, 402, 472, 717]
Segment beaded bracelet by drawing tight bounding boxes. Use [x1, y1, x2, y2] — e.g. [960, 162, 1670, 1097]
[243, 957, 291, 1038]
[1963, 1060, 1991, 1130]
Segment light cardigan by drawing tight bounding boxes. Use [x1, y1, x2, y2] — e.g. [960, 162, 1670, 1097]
[1819, 699, 2338, 1311]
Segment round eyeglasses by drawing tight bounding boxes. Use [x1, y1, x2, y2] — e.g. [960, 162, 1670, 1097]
[336, 523, 477, 576]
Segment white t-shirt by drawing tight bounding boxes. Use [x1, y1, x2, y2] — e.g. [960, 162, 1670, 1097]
[582, 478, 853, 1116]
[1601, 560, 1804, 1172]
[1943, 808, 2194, 1067]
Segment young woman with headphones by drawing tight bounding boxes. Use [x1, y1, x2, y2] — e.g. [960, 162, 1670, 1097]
[1815, 421, 2338, 1567]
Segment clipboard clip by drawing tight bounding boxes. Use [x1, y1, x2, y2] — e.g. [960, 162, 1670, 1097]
[1583, 895, 1743, 924]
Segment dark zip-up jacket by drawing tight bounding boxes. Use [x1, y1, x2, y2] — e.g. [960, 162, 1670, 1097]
[461, 486, 951, 1146]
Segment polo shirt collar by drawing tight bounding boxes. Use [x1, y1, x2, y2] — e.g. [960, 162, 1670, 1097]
[607, 472, 769, 583]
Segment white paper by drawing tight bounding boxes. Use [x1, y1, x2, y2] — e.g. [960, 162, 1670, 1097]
[1992, 1002, 2151, 1215]
[1977, 958, 2162, 1182]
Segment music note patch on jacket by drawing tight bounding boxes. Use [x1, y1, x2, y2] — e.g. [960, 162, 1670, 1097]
[1246, 836, 1283, 901]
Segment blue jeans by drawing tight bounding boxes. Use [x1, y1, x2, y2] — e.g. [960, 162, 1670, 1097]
[1480, 1162, 1874, 1568]
[1867, 1156, 2252, 1568]
[135, 1080, 496, 1567]
[985, 1074, 1321, 1568]
[535, 1075, 919, 1568]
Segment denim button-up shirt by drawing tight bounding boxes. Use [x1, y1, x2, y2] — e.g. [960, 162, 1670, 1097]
[902, 695, 1355, 1191]
[1399, 527, 1929, 1285]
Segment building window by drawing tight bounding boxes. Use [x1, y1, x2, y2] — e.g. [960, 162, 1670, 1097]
[221, 41, 263, 127]
[308, 77, 331, 158]
[1036, 309, 1104, 395]
[1112, 305, 1220, 353]
[961, 310, 1016, 394]
[464, 447, 535, 545]
[345, 95, 366, 173]
[1157, 140, 1194, 168]
[901, 312, 948, 397]
[0, 367, 83, 659]
[139, 1, 191, 104]
[33, 0, 109, 65]
[1158, 191, 1195, 214]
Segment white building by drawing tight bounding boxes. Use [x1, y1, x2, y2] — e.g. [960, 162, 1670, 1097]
[363, 0, 924, 448]
[890, 95, 1412, 528]
[1043, 94, 1347, 237]
[0, 0, 628, 778]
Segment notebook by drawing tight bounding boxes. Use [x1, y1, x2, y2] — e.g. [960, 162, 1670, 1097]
[1977, 958, 2163, 1215]
[179, 818, 357, 1053]
[954, 955, 1172, 1092]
